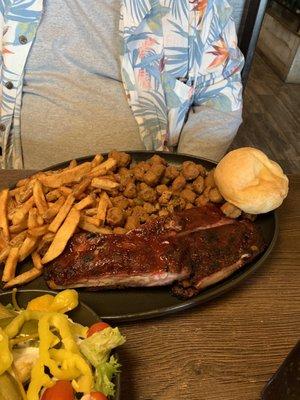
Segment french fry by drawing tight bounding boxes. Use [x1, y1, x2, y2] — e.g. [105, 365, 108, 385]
[28, 208, 38, 229]
[84, 208, 98, 216]
[18, 236, 38, 262]
[91, 177, 119, 191]
[18, 187, 33, 203]
[16, 177, 30, 187]
[10, 231, 27, 247]
[36, 237, 52, 259]
[12, 196, 34, 225]
[59, 186, 73, 196]
[4, 267, 42, 288]
[41, 232, 56, 242]
[0, 189, 10, 241]
[91, 188, 102, 195]
[37, 215, 44, 226]
[7, 197, 17, 214]
[2, 247, 19, 282]
[48, 194, 75, 233]
[73, 177, 92, 199]
[33, 180, 48, 215]
[9, 219, 28, 234]
[9, 186, 23, 197]
[79, 218, 112, 234]
[84, 216, 100, 227]
[31, 251, 43, 270]
[28, 225, 49, 237]
[68, 159, 77, 168]
[38, 162, 92, 188]
[42, 207, 80, 263]
[0, 246, 10, 262]
[8, 211, 14, 221]
[75, 195, 94, 211]
[96, 192, 111, 224]
[0, 231, 8, 250]
[91, 154, 104, 168]
[89, 158, 117, 178]
[46, 189, 62, 202]
[14, 192, 22, 204]
[43, 196, 65, 221]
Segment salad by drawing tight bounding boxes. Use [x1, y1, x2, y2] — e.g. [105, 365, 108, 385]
[0, 290, 125, 400]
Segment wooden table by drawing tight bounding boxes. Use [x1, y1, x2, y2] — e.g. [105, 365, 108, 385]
[1, 171, 299, 400]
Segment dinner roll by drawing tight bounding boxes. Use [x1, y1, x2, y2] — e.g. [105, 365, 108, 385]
[214, 147, 289, 214]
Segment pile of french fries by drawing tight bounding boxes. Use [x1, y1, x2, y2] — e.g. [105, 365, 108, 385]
[0, 154, 118, 288]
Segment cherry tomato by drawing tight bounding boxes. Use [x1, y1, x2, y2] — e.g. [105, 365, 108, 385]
[41, 380, 74, 400]
[87, 322, 110, 337]
[89, 392, 108, 400]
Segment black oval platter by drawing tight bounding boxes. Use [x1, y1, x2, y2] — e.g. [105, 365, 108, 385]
[1, 151, 278, 323]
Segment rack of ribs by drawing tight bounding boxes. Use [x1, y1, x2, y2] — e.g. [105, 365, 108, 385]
[172, 219, 265, 299]
[45, 205, 265, 297]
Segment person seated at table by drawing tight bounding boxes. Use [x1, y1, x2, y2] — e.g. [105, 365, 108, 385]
[0, 0, 244, 170]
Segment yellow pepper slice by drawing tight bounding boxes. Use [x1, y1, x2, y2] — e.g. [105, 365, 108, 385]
[26, 294, 54, 312]
[0, 327, 13, 375]
[27, 312, 93, 400]
[26, 289, 78, 313]
[26, 360, 53, 400]
[49, 349, 93, 393]
[4, 310, 44, 339]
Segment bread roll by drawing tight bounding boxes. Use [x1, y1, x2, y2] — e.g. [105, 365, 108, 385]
[214, 147, 289, 214]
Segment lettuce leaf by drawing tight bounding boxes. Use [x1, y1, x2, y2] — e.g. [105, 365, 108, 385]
[95, 355, 121, 396]
[79, 327, 125, 367]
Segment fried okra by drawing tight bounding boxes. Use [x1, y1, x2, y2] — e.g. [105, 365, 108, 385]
[169, 197, 186, 211]
[208, 187, 223, 203]
[143, 202, 156, 214]
[125, 215, 140, 230]
[221, 202, 241, 218]
[106, 207, 125, 227]
[139, 183, 157, 203]
[204, 169, 215, 188]
[156, 184, 169, 195]
[192, 176, 205, 194]
[164, 165, 180, 181]
[123, 181, 137, 199]
[108, 150, 131, 167]
[158, 190, 172, 205]
[195, 195, 209, 207]
[143, 163, 165, 186]
[148, 154, 167, 165]
[180, 188, 196, 204]
[171, 175, 186, 191]
[132, 161, 150, 181]
[117, 167, 134, 186]
[131, 205, 149, 222]
[182, 161, 201, 180]
[112, 195, 129, 210]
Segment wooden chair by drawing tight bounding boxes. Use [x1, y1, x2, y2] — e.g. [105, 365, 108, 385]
[231, 0, 269, 84]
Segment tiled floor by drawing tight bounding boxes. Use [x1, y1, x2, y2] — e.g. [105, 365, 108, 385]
[230, 53, 300, 174]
